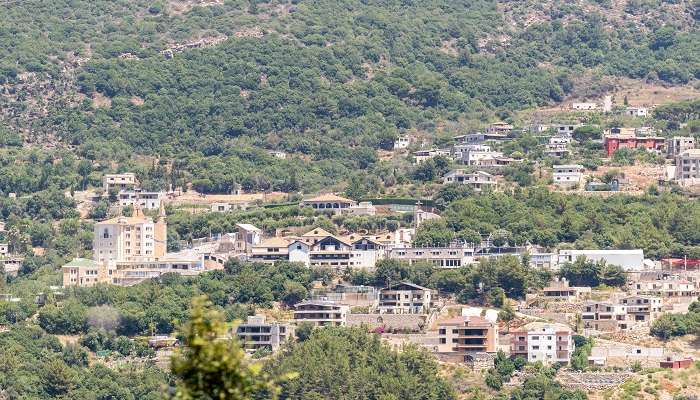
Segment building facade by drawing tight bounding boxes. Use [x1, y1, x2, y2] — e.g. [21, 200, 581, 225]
[675, 149, 700, 185]
[443, 170, 496, 191]
[293, 301, 349, 327]
[510, 322, 574, 365]
[552, 164, 584, 188]
[437, 316, 498, 357]
[378, 282, 433, 314]
[236, 315, 294, 352]
[667, 136, 695, 158]
[102, 173, 138, 192]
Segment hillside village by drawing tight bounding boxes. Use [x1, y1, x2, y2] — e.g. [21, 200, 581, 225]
[1, 95, 699, 398]
[1, 0, 700, 399]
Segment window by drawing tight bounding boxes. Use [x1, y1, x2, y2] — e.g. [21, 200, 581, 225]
[103, 229, 109, 239]
[439, 329, 446, 335]
[439, 338, 446, 344]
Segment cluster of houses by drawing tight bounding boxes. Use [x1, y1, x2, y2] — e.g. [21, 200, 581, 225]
[232, 279, 579, 369]
[103, 173, 165, 210]
[64, 186, 665, 288]
[62, 202, 228, 287]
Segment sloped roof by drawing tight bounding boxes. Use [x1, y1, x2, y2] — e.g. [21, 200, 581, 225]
[255, 237, 291, 248]
[385, 282, 431, 291]
[302, 228, 335, 237]
[236, 223, 261, 232]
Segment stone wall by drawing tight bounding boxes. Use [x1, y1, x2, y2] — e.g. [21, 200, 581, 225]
[347, 313, 428, 332]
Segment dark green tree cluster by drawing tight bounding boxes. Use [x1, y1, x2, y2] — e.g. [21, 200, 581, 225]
[263, 326, 456, 400]
[650, 300, 700, 340]
[0, 324, 164, 399]
[353, 256, 549, 305]
[558, 257, 627, 287]
[33, 261, 313, 336]
[440, 189, 700, 258]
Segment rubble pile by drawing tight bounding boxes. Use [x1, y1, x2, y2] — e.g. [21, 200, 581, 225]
[557, 372, 632, 390]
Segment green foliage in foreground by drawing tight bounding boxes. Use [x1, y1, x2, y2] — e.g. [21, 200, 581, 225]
[0, 324, 165, 399]
[170, 296, 276, 400]
[33, 261, 314, 336]
[263, 326, 456, 400]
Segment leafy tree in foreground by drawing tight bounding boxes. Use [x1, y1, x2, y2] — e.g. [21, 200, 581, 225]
[170, 296, 276, 400]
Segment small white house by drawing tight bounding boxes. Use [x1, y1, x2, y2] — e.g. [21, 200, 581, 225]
[625, 107, 649, 118]
[394, 135, 412, 150]
[443, 170, 496, 191]
[552, 165, 584, 188]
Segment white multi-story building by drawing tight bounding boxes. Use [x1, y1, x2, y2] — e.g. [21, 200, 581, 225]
[624, 107, 649, 117]
[443, 170, 496, 191]
[553, 123, 582, 136]
[293, 301, 349, 327]
[388, 243, 476, 268]
[582, 301, 630, 331]
[667, 136, 695, 158]
[453, 133, 509, 145]
[236, 315, 294, 352]
[620, 295, 662, 323]
[558, 249, 644, 271]
[413, 149, 451, 164]
[394, 135, 412, 150]
[552, 164, 584, 188]
[455, 144, 505, 166]
[378, 282, 433, 314]
[510, 322, 575, 365]
[117, 189, 164, 210]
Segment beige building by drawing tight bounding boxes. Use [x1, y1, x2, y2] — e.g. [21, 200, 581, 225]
[620, 295, 662, 323]
[63, 204, 221, 287]
[93, 206, 167, 264]
[236, 315, 294, 352]
[667, 136, 695, 158]
[102, 173, 138, 192]
[582, 301, 630, 331]
[300, 194, 357, 214]
[437, 316, 498, 355]
[486, 122, 514, 135]
[378, 282, 433, 314]
[675, 149, 700, 185]
[293, 301, 349, 327]
[62, 258, 105, 287]
[542, 278, 591, 301]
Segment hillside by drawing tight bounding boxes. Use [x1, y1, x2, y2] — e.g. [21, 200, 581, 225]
[0, 0, 699, 194]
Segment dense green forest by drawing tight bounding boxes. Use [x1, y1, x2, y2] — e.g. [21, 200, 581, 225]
[2, 0, 699, 192]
